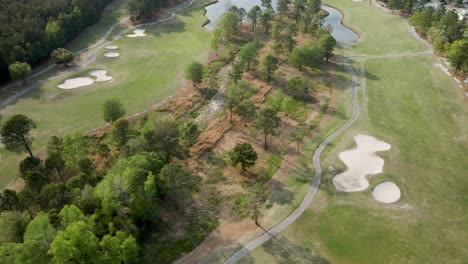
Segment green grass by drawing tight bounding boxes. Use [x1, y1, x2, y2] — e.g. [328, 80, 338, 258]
[263, 154, 282, 178]
[325, 0, 426, 55]
[242, 1, 467, 263]
[0, 0, 213, 188]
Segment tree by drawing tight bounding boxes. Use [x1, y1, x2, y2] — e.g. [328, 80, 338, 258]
[99, 231, 138, 264]
[226, 80, 257, 123]
[185, 61, 204, 87]
[446, 40, 468, 74]
[291, 125, 307, 154]
[272, 42, 283, 60]
[0, 189, 20, 211]
[318, 32, 337, 61]
[261, 0, 272, 8]
[111, 118, 130, 148]
[1, 114, 36, 157]
[47, 136, 64, 157]
[285, 76, 310, 98]
[239, 43, 258, 70]
[219, 12, 238, 37]
[0, 211, 31, 244]
[278, 0, 289, 21]
[285, 30, 296, 53]
[229, 142, 258, 171]
[45, 21, 65, 49]
[272, 24, 281, 42]
[234, 99, 256, 126]
[15, 213, 56, 264]
[266, 90, 284, 117]
[253, 108, 281, 149]
[8, 62, 32, 83]
[261, 54, 278, 82]
[20, 157, 49, 192]
[144, 120, 182, 162]
[62, 132, 88, 169]
[159, 164, 200, 210]
[103, 98, 126, 123]
[45, 153, 65, 182]
[39, 183, 69, 211]
[211, 29, 222, 55]
[229, 63, 243, 84]
[95, 153, 164, 217]
[51, 48, 74, 66]
[260, 8, 274, 33]
[247, 6, 262, 30]
[289, 42, 322, 70]
[48, 221, 99, 263]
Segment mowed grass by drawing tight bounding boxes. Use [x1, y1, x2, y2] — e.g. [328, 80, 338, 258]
[325, 0, 426, 55]
[0, 0, 212, 187]
[245, 54, 468, 263]
[241, 0, 467, 262]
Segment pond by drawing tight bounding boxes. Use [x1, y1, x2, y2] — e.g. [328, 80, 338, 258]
[204, 0, 358, 42]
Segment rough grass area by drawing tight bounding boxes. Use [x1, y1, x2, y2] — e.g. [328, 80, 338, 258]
[0, 0, 213, 188]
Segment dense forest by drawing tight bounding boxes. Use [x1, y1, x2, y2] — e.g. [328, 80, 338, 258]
[0, 0, 113, 82]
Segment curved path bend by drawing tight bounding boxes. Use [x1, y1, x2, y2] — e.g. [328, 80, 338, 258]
[225, 58, 360, 264]
[225, 6, 436, 264]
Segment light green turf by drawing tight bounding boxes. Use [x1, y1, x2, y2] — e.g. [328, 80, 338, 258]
[242, 1, 468, 263]
[0, 0, 212, 187]
[325, 0, 426, 55]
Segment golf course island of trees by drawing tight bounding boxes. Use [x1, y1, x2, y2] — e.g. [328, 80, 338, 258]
[0, 0, 340, 262]
[0, 0, 467, 263]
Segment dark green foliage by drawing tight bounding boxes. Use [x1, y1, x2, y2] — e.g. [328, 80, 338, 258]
[0, 190, 20, 212]
[8, 62, 32, 82]
[111, 118, 131, 148]
[317, 31, 337, 61]
[159, 164, 200, 210]
[261, 54, 278, 82]
[19, 157, 49, 192]
[0, 0, 113, 81]
[103, 99, 126, 123]
[289, 42, 323, 70]
[185, 61, 204, 87]
[254, 108, 281, 149]
[144, 120, 182, 162]
[0, 114, 36, 157]
[51, 48, 74, 65]
[229, 142, 258, 171]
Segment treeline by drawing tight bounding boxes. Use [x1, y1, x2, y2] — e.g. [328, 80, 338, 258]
[0, 0, 113, 82]
[409, 7, 467, 73]
[0, 100, 209, 263]
[127, 0, 171, 23]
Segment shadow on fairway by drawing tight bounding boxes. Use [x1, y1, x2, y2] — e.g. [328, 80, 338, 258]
[263, 236, 332, 264]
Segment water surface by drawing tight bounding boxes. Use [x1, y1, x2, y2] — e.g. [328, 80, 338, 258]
[204, 0, 358, 42]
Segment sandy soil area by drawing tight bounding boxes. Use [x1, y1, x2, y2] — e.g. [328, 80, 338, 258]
[104, 51, 120, 57]
[127, 29, 146, 37]
[89, 70, 112, 82]
[57, 77, 94, 89]
[372, 181, 401, 203]
[332, 134, 391, 192]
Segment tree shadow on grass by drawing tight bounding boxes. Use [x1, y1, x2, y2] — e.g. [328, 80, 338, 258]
[263, 236, 331, 264]
[268, 179, 294, 205]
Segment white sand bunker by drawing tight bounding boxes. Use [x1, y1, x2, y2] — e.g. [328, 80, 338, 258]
[333, 134, 391, 192]
[127, 29, 146, 38]
[105, 45, 118, 50]
[352, 0, 363, 2]
[104, 51, 120, 58]
[373, 181, 401, 203]
[89, 70, 112, 82]
[58, 77, 94, 89]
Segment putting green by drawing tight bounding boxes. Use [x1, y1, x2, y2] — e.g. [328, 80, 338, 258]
[0, 0, 212, 188]
[241, 1, 468, 263]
